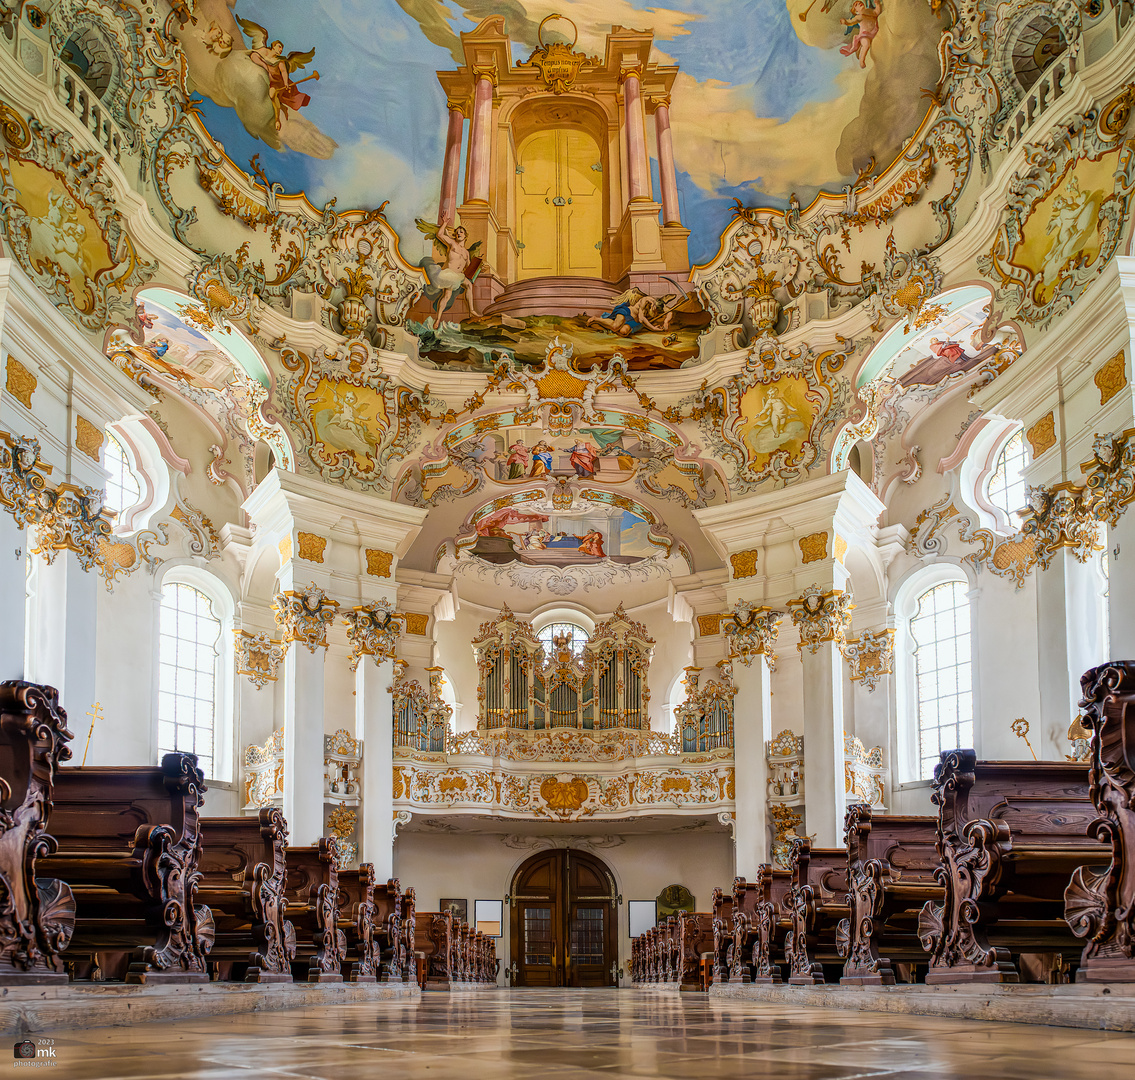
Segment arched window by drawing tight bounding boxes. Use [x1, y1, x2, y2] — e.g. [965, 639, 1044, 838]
[158, 580, 223, 779]
[907, 579, 973, 782]
[537, 621, 589, 659]
[103, 432, 141, 521]
[985, 428, 1028, 525]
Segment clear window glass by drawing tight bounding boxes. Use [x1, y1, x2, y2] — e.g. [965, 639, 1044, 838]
[537, 622, 589, 659]
[911, 580, 973, 782]
[986, 429, 1028, 525]
[104, 433, 141, 520]
[158, 582, 220, 778]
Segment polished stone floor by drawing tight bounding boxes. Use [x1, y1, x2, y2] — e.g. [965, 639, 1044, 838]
[30, 988, 1135, 1080]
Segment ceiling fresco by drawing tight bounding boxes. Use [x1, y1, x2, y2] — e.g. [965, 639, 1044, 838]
[0, 0, 1133, 604]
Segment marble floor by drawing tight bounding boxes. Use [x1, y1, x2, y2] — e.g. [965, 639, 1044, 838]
[25, 988, 1135, 1080]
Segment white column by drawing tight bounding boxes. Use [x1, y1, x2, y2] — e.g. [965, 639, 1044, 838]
[1107, 512, 1135, 661]
[1036, 548, 1108, 740]
[30, 550, 98, 726]
[358, 655, 394, 881]
[732, 654, 773, 876]
[800, 640, 845, 848]
[0, 513, 27, 681]
[282, 642, 326, 847]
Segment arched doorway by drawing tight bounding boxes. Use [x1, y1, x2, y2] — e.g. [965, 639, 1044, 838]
[509, 848, 617, 987]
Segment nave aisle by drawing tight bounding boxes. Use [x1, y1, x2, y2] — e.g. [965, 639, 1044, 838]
[30, 987, 1135, 1080]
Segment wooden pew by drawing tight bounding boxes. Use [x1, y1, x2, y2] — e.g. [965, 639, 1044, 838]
[836, 805, 941, 985]
[748, 865, 793, 985]
[1065, 661, 1135, 982]
[676, 911, 714, 990]
[196, 808, 295, 983]
[415, 910, 454, 988]
[785, 838, 850, 985]
[285, 839, 344, 982]
[38, 752, 213, 983]
[710, 886, 733, 983]
[917, 750, 1101, 984]
[337, 863, 380, 982]
[372, 877, 404, 982]
[401, 886, 417, 983]
[0, 681, 76, 984]
[724, 877, 759, 983]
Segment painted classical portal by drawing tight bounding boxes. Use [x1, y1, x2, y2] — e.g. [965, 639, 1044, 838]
[432, 16, 690, 318]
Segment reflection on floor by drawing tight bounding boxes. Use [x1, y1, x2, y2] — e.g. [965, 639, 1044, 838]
[28, 988, 1135, 1079]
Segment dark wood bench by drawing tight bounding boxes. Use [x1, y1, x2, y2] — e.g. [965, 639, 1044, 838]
[415, 910, 454, 988]
[836, 805, 941, 985]
[337, 863, 380, 982]
[785, 839, 850, 985]
[372, 877, 404, 981]
[0, 681, 76, 985]
[748, 865, 793, 985]
[37, 753, 213, 983]
[676, 911, 714, 990]
[710, 886, 732, 983]
[400, 886, 417, 983]
[285, 839, 344, 982]
[1067, 661, 1135, 982]
[197, 809, 295, 983]
[918, 751, 1102, 983]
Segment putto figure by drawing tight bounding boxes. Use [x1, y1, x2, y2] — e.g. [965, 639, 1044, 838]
[415, 216, 484, 322]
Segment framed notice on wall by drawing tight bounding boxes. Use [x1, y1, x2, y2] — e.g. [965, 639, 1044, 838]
[628, 900, 657, 938]
[440, 898, 467, 923]
[475, 899, 503, 938]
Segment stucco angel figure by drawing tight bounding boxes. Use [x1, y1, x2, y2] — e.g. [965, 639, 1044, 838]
[175, 0, 336, 159]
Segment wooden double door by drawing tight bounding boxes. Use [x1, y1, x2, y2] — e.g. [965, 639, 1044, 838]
[509, 848, 617, 987]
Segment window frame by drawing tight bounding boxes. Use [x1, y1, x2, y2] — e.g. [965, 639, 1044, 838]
[153, 565, 235, 785]
[983, 427, 1029, 532]
[102, 431, 143, 529]
[894, 564, 979, 787]
[960, 420, 1028, 535]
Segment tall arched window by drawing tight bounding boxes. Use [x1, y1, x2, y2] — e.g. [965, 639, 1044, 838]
[985, 428, 1028, 525]
[908, 579, 973, 782]
[103, 432, 141, 521]
[158, 580, 222, 778]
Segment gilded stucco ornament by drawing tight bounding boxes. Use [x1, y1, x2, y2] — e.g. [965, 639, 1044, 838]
[187, 250, 266, 325]
[343, 599, 403, 669]
[1019, 482, 1101, 569]
[786, 586, 853, 654]
[724, 601, 781, 670]
[0, 431, 54, 527]
[32, 484, 113, 573]
[843, 629, 895, 692]
[234, 630, 288, 690]
[274, 583, 340, 652]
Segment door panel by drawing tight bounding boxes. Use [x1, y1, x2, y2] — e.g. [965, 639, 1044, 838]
[510, 849, 616, 987]
[516, 128, 603, 280]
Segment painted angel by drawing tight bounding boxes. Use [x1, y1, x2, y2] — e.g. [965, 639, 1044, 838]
[238, 18, 318, 132]
[173, 0, 336, 160]
[415, 217, 483, 321]
[840, 0, 882, 69]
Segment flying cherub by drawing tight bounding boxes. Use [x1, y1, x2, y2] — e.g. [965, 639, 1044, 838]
[237, 17, 319, 132]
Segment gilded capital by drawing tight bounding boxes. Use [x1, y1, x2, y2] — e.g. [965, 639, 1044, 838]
[274, 583, 340, 652]
[33, 483, 113, 573]
[0, 430, 53, 528]
[786, 585, 853, 654]
[343, 599, 403, 669]
[618, 65, 644, 88]
[234, 630, 287, 689]
[1019, 482, 1101, 569]
[471, 63, 499, 87]
[725, 601, 781, 670]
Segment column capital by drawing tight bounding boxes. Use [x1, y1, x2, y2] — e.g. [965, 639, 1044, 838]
[725, 601, 782, 670]
[446, 96, 470, 117]
[843, 628, 895, 691]
[646, 94, 671, 113]
[471, 63, 498, 87]
[618, 64, 644, 88]
[343, 599, 403, 670]
[274, 583, 340, 652]
[234, 629, 287, 689]
[786, 585, 853, 654]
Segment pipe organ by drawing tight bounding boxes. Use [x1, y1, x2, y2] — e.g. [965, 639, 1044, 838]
[472, 604, 655, 732]
[674, 664, 735, 752]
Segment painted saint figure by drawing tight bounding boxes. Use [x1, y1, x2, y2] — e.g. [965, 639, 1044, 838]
[840, 1, 882, 68]
[506, 439, 530, 480]
[587, 288, 676, 337]
[898, 337, 986, 389]
[576, 530, 606, 557]
[569, 441, 599, 478]
[530, 441, 554, 478]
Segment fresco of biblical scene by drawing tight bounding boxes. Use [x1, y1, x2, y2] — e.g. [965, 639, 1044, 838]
[106, 287, 271, 391]
[177, 1, 945, 368]
[6, 159, 114, 313]
[457, 428, 652, 486]
[854, 286, 1016, 392]
[467, 502, 664, 568]
[308, 379, 388, 469]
